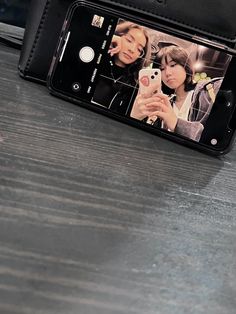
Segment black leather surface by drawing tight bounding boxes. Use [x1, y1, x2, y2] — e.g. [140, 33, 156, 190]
[102, 0, 236, 42]
[18, 0, 236, 83]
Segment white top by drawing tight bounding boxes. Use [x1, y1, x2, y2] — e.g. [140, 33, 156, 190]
[173, 90, 194, 121]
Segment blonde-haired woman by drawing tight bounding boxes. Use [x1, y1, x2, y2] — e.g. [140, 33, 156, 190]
[92, 21, 152, 115]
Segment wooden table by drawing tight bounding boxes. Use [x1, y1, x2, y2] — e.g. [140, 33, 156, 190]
[0, 43, 236, 314]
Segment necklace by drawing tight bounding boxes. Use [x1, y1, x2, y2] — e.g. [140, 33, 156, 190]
[109, 60, 123, 83]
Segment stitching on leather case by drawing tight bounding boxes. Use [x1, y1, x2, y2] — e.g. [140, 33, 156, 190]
[106, 0, 236, 40]
[25, 0, 51, 73]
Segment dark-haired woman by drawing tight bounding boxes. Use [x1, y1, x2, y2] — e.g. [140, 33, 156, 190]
[130, 45, 222, 141]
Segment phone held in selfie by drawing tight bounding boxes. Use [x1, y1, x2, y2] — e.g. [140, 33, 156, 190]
[139, 69, 162, 96]
[138, 68, 162, 125]
[47, 0, 236, 155]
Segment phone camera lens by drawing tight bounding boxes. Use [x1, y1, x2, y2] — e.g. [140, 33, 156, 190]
[151, 75, 155, 79]
[155, 71, 158, 75]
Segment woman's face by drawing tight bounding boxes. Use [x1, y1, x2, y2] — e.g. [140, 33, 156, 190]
[115, 28, 147, 67]
[160, 55, 187, 90]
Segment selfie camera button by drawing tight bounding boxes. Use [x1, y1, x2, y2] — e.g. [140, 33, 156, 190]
[211, 139, 218, 145]
[79, 46, 95, 63]
[72, 82, 81, 92]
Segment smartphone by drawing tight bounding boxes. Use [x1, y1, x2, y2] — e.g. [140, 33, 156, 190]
[47, 0, 236, 155]
[139, 68, 162, 97]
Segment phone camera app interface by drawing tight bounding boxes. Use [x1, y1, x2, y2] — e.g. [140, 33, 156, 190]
[52, 5, 234, 148]
[90, 18, 232, 144]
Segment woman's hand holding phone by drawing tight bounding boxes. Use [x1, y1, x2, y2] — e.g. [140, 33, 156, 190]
[130, 94, 159, 121]
[131, 93, 178, 131]
[130, 93, 163, 121]
[151, 94, 178, 131]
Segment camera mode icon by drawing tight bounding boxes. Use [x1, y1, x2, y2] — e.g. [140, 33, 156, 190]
[72, 82, 81, 92]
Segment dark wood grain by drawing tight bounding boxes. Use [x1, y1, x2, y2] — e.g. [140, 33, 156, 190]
[0, 43, 236, 314]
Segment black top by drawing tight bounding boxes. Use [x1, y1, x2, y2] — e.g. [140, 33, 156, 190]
[92, 56, 138, 116]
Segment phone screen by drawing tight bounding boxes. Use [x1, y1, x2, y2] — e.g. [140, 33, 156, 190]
[49, 2, 236, 151]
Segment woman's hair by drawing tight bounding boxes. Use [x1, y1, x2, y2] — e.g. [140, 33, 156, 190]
[154, 45, 195, 92]
[114, 21, 152, 83]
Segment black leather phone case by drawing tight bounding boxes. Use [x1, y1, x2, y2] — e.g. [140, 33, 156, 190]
[19, 0, 236, 84]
